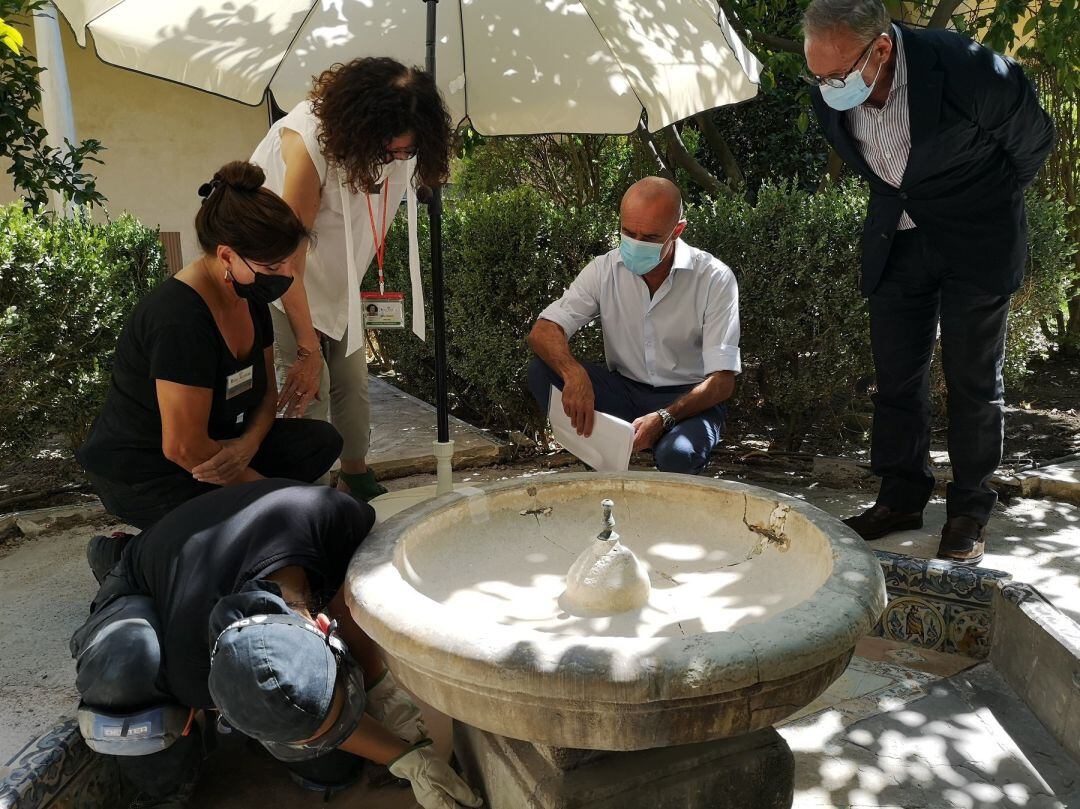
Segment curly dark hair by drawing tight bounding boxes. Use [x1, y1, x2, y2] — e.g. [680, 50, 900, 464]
[310, 57, 454, 193]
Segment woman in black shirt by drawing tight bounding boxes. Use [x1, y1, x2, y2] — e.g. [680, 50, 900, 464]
[77, 161, 342, 529]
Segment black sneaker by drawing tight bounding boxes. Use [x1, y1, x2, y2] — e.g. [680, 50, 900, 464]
[86, 531, 135, 584]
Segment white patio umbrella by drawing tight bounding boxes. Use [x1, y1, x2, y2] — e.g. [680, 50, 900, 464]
[50, 0, 762, 496]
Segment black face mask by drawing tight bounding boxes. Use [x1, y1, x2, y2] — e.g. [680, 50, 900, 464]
[232, 263, 293, 305]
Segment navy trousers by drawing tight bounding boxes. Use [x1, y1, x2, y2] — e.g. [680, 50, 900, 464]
[868, 229, 1010, 524]
[528, 357, 726, 475]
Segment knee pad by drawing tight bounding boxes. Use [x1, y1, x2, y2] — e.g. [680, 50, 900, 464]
[78, 702, 194, 756]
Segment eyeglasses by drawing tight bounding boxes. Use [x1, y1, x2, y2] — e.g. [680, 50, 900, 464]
[801, 35, 883, 88]
[240, 256, 284, 274]
[383, 146, 418, 162]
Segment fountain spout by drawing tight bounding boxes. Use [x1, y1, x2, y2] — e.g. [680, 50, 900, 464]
[561, 499, 652, 615]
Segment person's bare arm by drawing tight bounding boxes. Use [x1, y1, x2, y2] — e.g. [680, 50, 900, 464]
[527, 319, 595, 437]
[157, 380, 221, 470]
[632, 371, 735, 451]
[276, 128, 324, 417]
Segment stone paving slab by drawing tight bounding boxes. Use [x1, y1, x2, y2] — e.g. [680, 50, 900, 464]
[786, 663, 1080, 808]
[0, 522, 102, 764]
[1017, 460, 1080, 505]
[367, 378, 505, 478]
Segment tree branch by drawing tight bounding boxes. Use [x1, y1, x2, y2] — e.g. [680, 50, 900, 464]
[714, 0, 803, 54]
[927, 0, 965, 29]
[817, 148, 846, 192]
[751, 31, 804, 54]
[634, 122, 676, 182]
[694, 113, 745, 187]
[661, 125, 730, 198]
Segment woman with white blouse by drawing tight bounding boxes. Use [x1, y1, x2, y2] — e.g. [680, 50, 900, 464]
[251, 57, 453, 501]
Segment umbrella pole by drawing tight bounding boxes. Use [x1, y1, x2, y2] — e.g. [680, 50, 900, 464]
[424, 0, 454, 495]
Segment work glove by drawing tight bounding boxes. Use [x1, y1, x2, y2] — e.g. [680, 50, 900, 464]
[366, 669, 427, 743]
[387, 742, 483, 809]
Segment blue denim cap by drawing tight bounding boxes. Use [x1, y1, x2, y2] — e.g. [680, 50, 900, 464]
[208, 612, 366, 762]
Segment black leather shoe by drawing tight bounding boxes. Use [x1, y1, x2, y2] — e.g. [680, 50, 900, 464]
[936, 516, 986, 565]
[842, 504, 924, 541]
[86, 531, 134, 584]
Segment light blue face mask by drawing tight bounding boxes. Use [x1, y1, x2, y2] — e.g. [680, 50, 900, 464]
[620, 231, 674, 276]
[819, 42, 884, 112]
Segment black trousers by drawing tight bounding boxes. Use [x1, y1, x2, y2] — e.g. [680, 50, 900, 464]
[868, 229, 1010, 524]
[86, 418, 343, 529]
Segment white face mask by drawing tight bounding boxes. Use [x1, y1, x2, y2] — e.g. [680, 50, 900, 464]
[376, 161, 396, 184]
[819, 39, 885, 111]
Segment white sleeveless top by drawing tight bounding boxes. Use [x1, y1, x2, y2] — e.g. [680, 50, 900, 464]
[250, 101, 423, 356]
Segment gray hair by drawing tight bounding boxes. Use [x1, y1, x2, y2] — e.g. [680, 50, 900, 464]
[802, 0, 890, 42]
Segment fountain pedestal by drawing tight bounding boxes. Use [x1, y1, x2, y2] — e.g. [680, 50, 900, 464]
[453, 721, 794, 809]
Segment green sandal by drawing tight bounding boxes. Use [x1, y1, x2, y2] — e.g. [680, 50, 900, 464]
[339, 469, 388, 502]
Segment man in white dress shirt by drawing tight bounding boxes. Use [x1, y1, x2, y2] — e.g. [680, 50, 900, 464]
[527, 177, 741, 475]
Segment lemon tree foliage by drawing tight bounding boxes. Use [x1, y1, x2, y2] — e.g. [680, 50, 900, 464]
[0, 0, 104, 211]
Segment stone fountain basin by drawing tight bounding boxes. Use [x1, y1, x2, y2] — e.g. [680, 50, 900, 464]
[346, 472, 886, 751]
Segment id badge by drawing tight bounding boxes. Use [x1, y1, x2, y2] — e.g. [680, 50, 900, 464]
[361, 291, 405, 330]
[225, 366, 253, 399]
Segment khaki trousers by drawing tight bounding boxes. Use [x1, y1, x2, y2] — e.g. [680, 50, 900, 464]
[271, 306, 371, 462]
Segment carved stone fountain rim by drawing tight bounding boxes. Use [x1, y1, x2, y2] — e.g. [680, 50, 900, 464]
[346, 472, 886, 707]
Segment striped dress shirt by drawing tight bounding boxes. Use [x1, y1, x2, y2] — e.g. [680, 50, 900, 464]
[846, 25, 915, 230]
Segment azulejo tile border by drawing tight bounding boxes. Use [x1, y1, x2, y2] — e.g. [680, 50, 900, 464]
[871, 551, 1010, 659]
[875, 551, 1011, 604]
[0, 718, 122, 809]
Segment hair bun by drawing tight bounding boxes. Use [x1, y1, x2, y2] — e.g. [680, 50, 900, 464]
[214, 160, 266, 194]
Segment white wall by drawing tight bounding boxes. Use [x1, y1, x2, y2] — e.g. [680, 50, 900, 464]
[0, 17, 271, 265]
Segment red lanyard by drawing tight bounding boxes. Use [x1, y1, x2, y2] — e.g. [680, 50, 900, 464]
[366, 186, 390, 294]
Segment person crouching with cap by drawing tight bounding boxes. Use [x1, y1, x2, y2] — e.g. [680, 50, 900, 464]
[70, 478, 481, 809]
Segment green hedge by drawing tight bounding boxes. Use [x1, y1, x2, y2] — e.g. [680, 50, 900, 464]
[0, 205, 166, 461]
[0, 183, 1070, 462]
[375, 188, 615, 431]
[376, 183, 1075, 450]
[1008, 192, 1077, 378]
[688, 182, 871, 446]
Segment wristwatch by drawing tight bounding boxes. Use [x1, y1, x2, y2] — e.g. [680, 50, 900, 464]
[656, 409, 675, 432]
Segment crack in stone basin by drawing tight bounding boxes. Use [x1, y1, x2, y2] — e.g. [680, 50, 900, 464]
[395, 484, 831, 639]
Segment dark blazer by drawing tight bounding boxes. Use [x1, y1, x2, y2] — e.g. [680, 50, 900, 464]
[810, 25, 1055, 296]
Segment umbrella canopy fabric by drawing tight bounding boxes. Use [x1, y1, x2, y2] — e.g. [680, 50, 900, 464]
[52, 0, 761, 135]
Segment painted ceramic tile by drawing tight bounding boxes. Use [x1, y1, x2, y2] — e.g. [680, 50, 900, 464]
[874, 550, 1010, 604]
[881, 596, 946, 650]
[944, 604, 993, 658]
[872, 551, 1011, 659]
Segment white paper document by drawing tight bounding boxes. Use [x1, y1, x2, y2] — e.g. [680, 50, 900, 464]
[548, 386, 634, 472]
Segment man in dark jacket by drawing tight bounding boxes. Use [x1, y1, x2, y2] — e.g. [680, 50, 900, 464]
[803, 0, 1054, 563]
